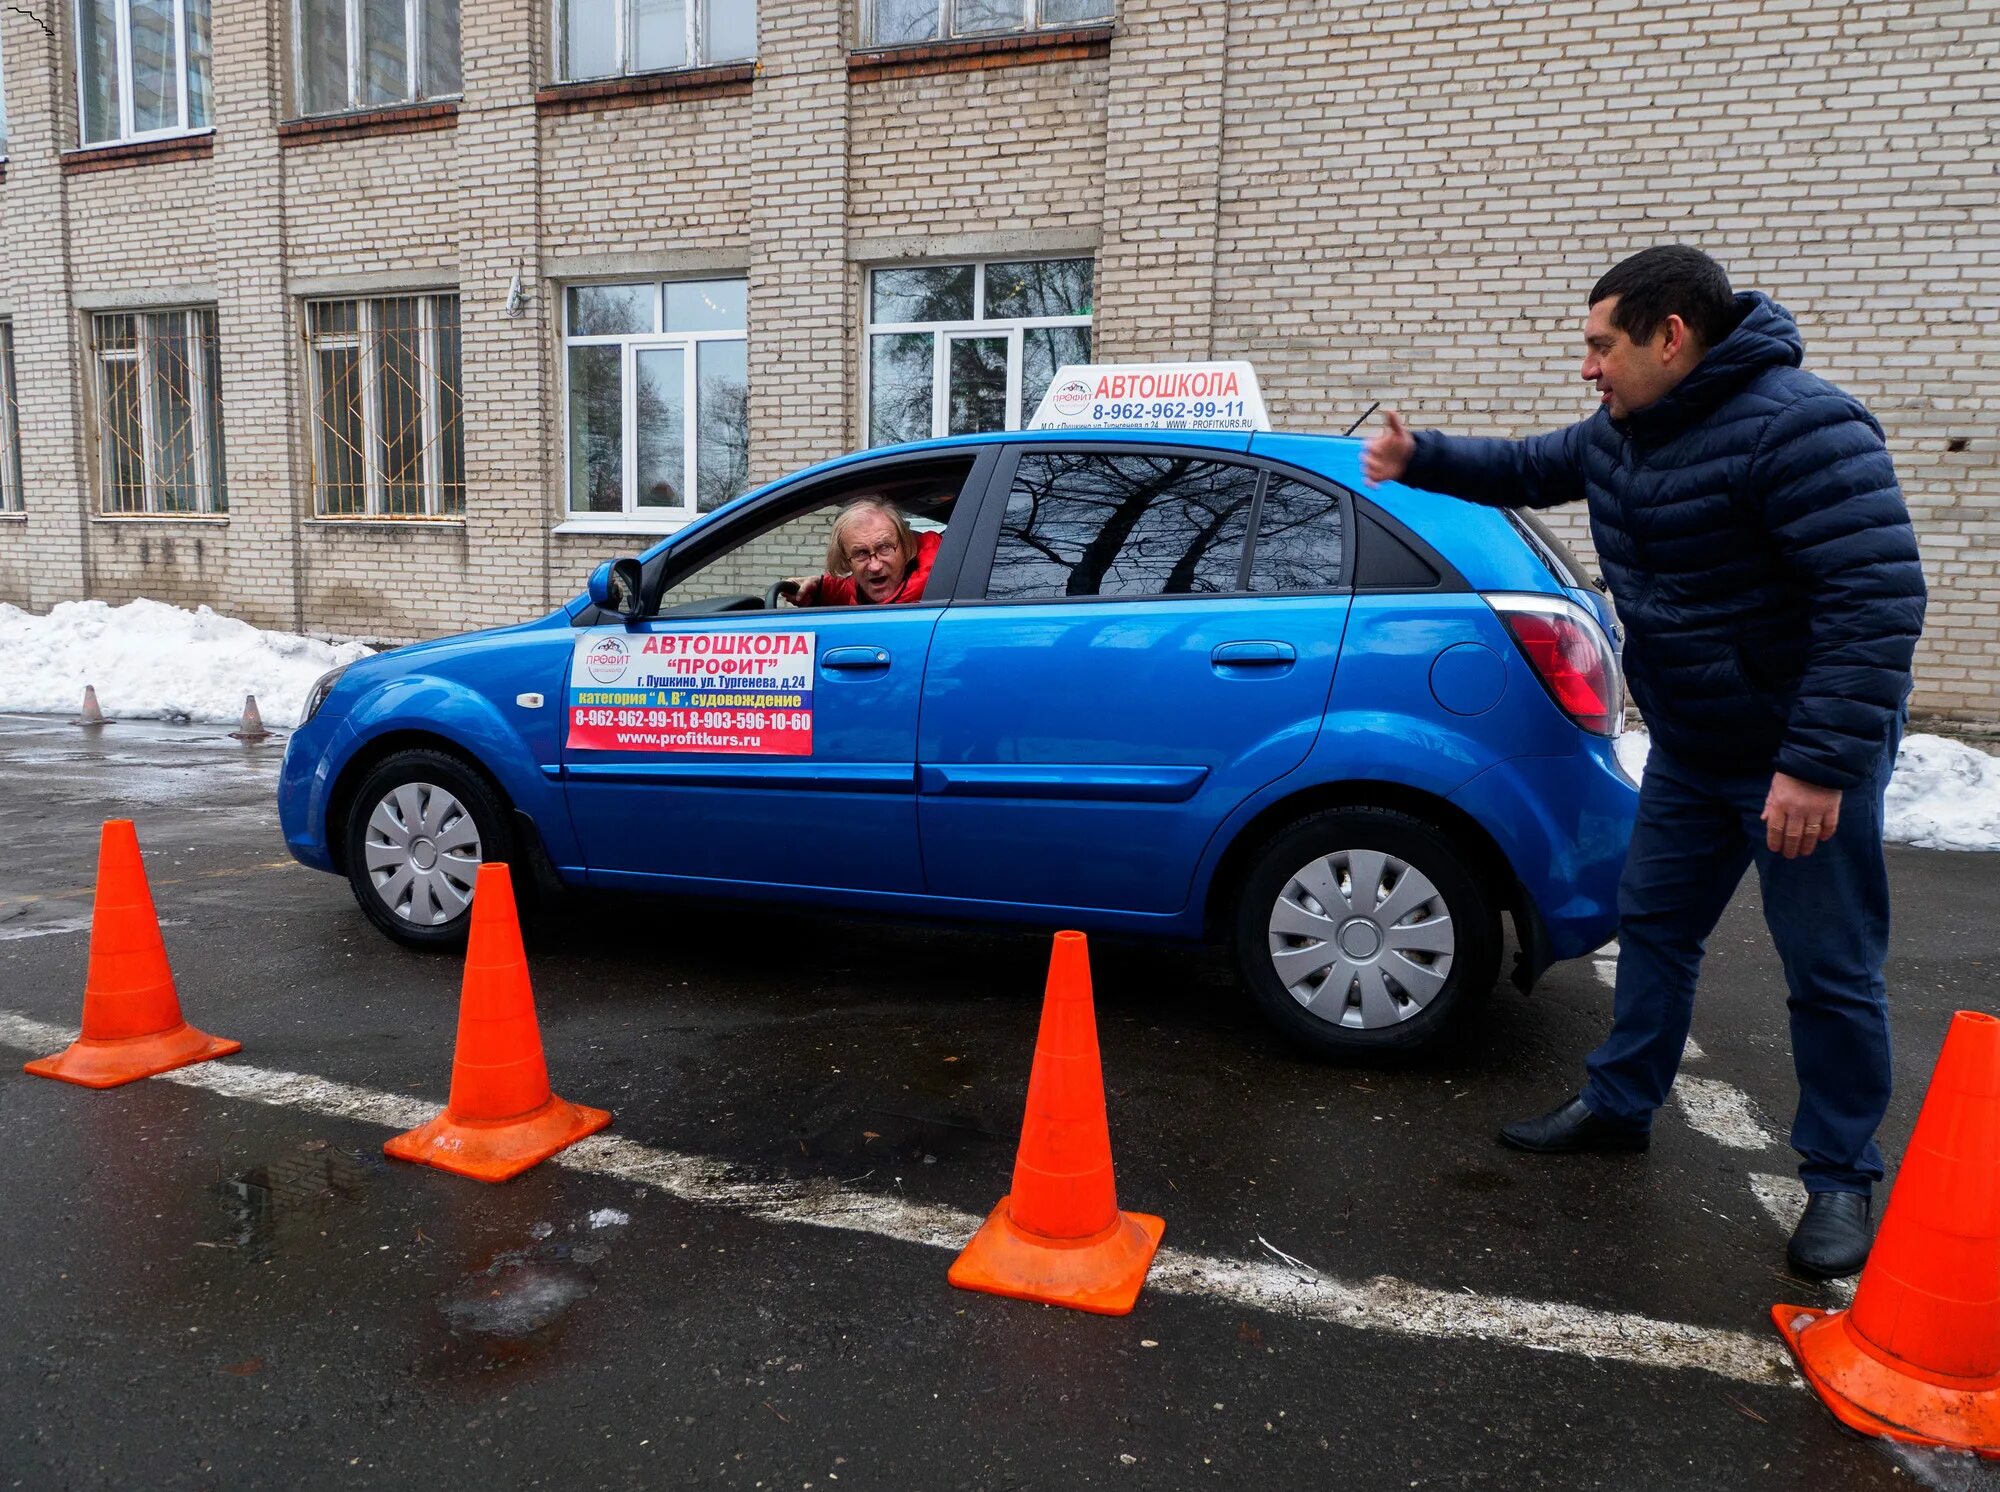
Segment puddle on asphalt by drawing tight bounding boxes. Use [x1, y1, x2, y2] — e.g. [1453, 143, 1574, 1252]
[440, 1251, 596, 1350]
[213, 1143, 380, 1257]
[435, 1217, 630, 1368]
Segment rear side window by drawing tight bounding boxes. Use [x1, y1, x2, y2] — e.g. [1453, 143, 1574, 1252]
[1248, 476, 1345, 592]
[986, 452, 1259, 600]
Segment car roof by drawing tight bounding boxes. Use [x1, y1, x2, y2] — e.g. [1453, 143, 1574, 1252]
[645, 427, 1563, 596]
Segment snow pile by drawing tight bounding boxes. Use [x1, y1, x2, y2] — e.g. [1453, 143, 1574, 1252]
[1615, 726, 2000, 852]
[0, 598, 371, 729]
[1885, 733, 2000, 852]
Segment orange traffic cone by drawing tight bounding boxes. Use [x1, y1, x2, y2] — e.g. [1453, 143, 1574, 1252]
[949, 931, 1164, 1315]
[384, 863, 610, 1182]
[74, 685, 105, 728]
[229, 695, 270, 742]
[24, 820, 240, 1087]
[1773, 1009, 2000, 1457]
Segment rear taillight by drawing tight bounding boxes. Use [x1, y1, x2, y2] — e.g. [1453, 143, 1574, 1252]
[1490, 596, 1622, 736]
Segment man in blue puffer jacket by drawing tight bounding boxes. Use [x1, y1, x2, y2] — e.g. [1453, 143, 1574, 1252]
[1363, 245, 1926, 1278]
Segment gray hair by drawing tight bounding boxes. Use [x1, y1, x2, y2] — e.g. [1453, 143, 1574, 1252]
[824, 499, 916, 578]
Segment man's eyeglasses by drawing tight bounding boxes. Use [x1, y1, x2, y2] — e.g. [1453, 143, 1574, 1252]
[845, 540, 903, 568]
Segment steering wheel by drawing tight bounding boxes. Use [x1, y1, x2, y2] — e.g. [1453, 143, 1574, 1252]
[764, 579, 791, 610]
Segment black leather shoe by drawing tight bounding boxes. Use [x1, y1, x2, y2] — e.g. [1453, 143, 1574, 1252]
[1787, 1191, 1873, 1279]
[1498, 1094, 1651, 1154]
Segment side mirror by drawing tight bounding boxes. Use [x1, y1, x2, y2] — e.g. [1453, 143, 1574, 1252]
[587, 557, 644, 619]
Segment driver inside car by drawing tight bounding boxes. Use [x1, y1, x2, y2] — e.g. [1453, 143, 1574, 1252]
[780, 498, 941, 607]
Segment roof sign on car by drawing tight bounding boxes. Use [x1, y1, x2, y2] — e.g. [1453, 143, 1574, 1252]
[1026, 361, 1272, 434]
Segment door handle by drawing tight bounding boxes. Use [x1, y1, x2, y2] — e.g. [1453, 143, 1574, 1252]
[821, 646, 891, 672]
[1210, 641, 1296, 668]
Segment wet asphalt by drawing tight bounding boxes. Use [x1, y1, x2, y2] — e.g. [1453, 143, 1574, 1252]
[1, 714, 1997, 1492]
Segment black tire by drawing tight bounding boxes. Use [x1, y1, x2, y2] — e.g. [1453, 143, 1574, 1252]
[342, 748, 513, 950]
[1231, 807, 1499, 1056]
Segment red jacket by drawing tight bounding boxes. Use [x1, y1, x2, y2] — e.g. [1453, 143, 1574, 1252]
[815, 530, 941, 607]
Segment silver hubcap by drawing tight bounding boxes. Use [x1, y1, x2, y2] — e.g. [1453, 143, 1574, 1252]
[364, 782, 481, 926]
[1267, 848, 1455, 1029]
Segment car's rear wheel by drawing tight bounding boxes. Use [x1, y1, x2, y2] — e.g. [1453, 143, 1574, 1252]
[343, 749, 512, 950]
[1232, 808, 1499, 1056]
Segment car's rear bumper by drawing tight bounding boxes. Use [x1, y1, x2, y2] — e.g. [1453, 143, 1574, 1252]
[1448, 737, 1637, 964]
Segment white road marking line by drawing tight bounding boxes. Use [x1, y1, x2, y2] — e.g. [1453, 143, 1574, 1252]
[0, 1009, 1799, 1389]
[1591, 940, 1620, 990]
[1671, 1074, 1777, 1151]
[1750, 1173, 1858, 1307]
[1580, 959, 1859, 1305]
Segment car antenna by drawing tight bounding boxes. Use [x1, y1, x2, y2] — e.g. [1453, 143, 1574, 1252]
[1342, 401, 1381, 438]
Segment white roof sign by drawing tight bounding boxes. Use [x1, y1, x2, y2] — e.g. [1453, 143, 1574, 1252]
[1026, 361, 1271, 434]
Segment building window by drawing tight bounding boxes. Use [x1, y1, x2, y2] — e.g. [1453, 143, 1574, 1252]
[91, 308, 226, 515]
[293, 0, 461, 116]
[0, 322, 21, 513]
[865, 257, 1091, 447]
[74, 0, 213, 146]
[306, 294, 463, 519]
[563, 279, 750, 521]
[554, 0, 756, 80]
[860, 0, 1107, 47]
[1, 29, 11, 159]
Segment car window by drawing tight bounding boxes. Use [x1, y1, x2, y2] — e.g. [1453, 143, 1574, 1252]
[1247, 476, 1345, 592]
[986, 451, 1259, 600]
[653, 457, 971, 615]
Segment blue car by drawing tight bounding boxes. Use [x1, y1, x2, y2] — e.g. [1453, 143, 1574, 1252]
[279, 424, 1636, 1054]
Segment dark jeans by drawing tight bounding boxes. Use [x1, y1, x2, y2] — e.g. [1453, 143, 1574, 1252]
[1580, 717, 1903, 1194]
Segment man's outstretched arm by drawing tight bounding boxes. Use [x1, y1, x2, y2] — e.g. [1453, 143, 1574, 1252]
[1362, 409, 1590, 511]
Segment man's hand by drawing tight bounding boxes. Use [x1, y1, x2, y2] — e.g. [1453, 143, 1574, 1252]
[1762, 772, 1843, 859]
[1361, 409, 1416, 486]
[780, 576, 819, 607]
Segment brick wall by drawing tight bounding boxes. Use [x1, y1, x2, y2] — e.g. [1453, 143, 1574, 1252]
[0, 0, 1993, 721]
[847, 61, 1109, 238]
[1214, 0, 2000, 721]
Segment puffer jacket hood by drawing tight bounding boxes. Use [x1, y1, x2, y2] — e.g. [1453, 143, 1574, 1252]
[1621, 293, 1802, 444]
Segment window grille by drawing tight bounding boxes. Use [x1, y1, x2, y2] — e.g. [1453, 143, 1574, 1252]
[90, 308, 227, 515]
[306, 294, 464, 519]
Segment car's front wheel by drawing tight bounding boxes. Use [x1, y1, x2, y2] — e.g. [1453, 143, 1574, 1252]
[1232, 808, 1499, 1056]
[342, 749, 511, 949]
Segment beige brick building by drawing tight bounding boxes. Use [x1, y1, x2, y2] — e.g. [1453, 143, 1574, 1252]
[0, 0, 1993, 719]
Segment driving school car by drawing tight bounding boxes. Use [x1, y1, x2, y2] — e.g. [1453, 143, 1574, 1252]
[278, 363, 1637, 1055]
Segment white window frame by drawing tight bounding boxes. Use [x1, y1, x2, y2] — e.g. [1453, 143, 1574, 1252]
[560, 279, 750, 530]
[0, 320, 21, 514]
[862, 258, 1092, 445]
[552, 0, 756, 82]
[91, 307, 225, 516]
[305, 293, 462, 520]
[73, 0, 210, 146]
[290, 0, 462, 116]
[859, 0, 1108, 48]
